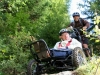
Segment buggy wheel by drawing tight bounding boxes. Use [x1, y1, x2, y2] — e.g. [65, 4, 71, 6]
[72, 47, 87, 68]
[27, 59, 39, 75]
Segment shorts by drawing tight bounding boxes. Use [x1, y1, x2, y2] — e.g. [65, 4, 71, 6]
[82, 37, 89, 44]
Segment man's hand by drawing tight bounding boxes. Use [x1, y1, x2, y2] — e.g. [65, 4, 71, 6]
[83, 26, 87, 31]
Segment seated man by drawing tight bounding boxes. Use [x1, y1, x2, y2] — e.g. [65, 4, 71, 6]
[54, 28, 82, 50]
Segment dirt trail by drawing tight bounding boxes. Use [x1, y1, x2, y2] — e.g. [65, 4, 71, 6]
[42, 71, 77, 75]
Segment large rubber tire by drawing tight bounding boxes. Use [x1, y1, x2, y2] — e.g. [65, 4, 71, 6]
[27, 59, 39, 75]
[72, 47, 87, 68]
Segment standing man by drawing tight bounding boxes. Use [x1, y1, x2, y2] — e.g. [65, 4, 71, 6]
[68, 12, 91, 58]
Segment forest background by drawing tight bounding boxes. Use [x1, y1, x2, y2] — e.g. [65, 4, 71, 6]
[0, 0, 100, 75]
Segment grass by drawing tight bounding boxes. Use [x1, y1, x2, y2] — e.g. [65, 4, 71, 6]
[74, 56, 100, 75]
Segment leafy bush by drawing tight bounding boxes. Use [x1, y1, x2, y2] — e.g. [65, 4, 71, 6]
[0, 30, 31, 75]
[75, 57, 100, 75]
[0, 0, 70, 74]
[37, 0, 70, 47]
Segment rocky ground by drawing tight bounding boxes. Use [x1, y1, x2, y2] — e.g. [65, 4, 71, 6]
[42, 71, 77, 75]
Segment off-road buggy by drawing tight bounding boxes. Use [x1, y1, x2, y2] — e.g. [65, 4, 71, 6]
[27, 27, 89, 75]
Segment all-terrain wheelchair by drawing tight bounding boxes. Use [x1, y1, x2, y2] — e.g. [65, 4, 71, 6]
[27, 27, 88, 75]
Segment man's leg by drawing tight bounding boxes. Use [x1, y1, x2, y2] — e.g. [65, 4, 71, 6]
[82, 37, 91, 59]
[83, 44, 91, 57]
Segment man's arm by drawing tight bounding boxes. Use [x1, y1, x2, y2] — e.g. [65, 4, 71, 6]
[82, 19, 90, 30]
[53, 42, 59, 49]
[67, 22, 73, 27]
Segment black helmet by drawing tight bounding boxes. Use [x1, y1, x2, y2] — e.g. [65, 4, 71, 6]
[59, 28, 70, 36]
[72, 12, 80, 17]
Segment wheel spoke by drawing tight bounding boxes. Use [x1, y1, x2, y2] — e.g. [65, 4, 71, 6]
[77, 53, 83, 65]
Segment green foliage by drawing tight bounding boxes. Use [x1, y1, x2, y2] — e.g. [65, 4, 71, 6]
[0, 30, 31, 75]
[78, 0, 100, 20]
[37, 0, 70, 47]
[90, 15, 100, 55]
[75, 57, 100, 75]
[0, 0, 70, 74]
[0, 38, 9, 60]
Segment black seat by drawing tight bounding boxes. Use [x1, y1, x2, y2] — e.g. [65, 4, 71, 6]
[29, 39, 72, 60]
[29, 39, 50, 60]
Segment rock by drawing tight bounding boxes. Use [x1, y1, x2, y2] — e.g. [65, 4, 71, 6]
[42, 71, 78, 75]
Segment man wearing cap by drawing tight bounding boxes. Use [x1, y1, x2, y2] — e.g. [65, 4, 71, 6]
[54, 28, 82, 50]
[68, 12, 91, 58]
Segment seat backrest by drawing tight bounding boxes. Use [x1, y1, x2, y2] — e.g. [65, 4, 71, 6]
[70, 32, 77, 38]
[70, 29, 82, 42]
[31, 39, 50, 59]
